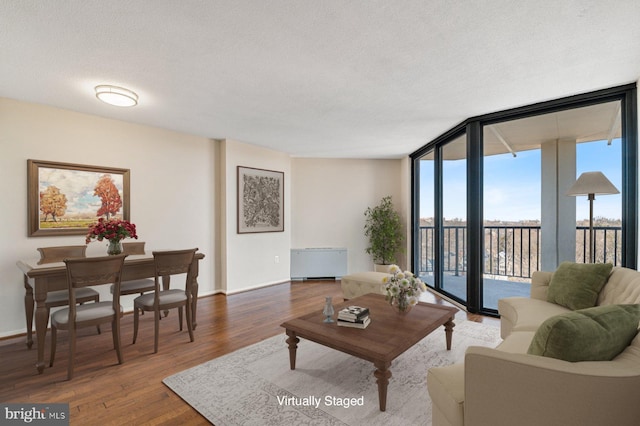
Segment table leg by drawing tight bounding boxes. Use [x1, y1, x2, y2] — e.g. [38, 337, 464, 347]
[444, 318, 455, 350]
[373, 361, 392, 411]
[286, 330, 299, 370]
[188, 257, 201, 330]
[34, 290, 49, 374]
[23, 276, 34, 349]
[191, 277, 199, 330]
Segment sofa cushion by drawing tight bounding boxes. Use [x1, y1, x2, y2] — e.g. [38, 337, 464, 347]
[495, 331, 536, 354]
[598, 267, 640, 306]
[546, 262, 613, 310]
[527, 304, 640, 362]
[498, 297, 571, 338]
[426, 363, 465, 426]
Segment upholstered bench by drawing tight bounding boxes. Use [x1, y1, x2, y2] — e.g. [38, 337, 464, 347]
[340, 271, 390, 299]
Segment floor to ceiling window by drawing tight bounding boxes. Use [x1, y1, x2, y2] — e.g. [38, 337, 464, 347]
[481, 134, 541, 310]
[412, 84, 637, 315]
[441, 134, 467, 302]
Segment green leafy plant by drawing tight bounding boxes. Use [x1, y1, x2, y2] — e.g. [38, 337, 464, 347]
[364, 196, 404, 265]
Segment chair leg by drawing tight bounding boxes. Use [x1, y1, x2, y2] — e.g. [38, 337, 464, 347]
[49, 325, 57, 367]
[93, 296, 101, 334]
[112, 318, 123, 365]
[154, 309, 160, 354]
[67, 327, 76, 380]
[185, 301, 194, 343]
[178, 306, 183, 331]
[132, 306, 139, 344]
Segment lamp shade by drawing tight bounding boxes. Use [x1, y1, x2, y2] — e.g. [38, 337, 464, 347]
[566, 171, 620, 196]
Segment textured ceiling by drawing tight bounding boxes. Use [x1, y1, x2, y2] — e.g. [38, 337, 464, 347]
[1, 1, 639, 159]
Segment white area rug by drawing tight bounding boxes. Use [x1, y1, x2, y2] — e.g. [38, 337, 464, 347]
[163, 320, 502, 426]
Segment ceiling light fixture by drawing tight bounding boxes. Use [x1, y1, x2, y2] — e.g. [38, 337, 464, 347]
[95, 85, 138, 107]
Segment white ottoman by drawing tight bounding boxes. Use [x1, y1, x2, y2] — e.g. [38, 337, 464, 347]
[340, 271, 391, 299]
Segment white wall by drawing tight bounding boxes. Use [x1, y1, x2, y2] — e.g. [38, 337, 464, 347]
[290, 158, 403, 273]
[0, 98, 216, 337]
[221, 139, 292, 293]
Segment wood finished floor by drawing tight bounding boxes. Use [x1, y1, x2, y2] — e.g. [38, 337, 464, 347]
[0, 280, 499, 425]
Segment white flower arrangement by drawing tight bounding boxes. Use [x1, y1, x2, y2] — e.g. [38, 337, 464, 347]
[382, 264, 427, 312]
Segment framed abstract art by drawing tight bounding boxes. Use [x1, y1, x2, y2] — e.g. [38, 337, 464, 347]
[237, 166, 284, 233]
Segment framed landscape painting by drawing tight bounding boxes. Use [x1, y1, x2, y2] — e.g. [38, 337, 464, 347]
[237, 166, 284, 234]
[28, 159, 130, 237]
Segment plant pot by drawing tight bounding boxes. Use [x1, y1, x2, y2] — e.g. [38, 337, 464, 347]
[374, 264, 391, 273]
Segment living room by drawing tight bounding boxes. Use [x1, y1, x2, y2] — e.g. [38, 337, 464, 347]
[2, 1, 640, 425]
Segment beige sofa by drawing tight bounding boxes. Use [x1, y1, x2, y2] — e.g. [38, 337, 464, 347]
[427, 266, 640, 426]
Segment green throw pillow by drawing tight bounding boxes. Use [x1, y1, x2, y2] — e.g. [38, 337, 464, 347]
[527, 304, 640, 362]
[546, 261, 613, 310]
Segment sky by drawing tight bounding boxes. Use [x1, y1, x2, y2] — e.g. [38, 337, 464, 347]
[420, 138, 622, 222]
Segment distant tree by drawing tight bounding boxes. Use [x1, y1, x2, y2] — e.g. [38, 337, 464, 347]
[94, 174, 122, 219]
[40, 186, 67, 222]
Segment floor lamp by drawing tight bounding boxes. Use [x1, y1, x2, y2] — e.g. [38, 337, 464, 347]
[566, 171, 619, 263]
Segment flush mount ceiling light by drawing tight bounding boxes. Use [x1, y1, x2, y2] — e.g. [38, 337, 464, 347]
[95, 85, 138, 107]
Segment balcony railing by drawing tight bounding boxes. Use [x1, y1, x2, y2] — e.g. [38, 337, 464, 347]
[418, 225, 622, 279]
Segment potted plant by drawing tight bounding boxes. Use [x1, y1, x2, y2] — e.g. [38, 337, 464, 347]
[364, 196, 404, 270]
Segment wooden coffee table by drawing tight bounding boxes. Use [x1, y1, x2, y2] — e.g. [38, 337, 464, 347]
[280, 293, 458, 411]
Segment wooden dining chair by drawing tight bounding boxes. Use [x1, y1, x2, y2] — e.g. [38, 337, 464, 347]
[37, 245, 101, 333]
[109, 242, 155, 297]
[132, 248, 198, 353]
[49, 254, 127, 380]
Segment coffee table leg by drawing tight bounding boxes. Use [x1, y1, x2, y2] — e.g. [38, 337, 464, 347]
[286, 330, 299, 370]
[373, 361, 392, 411]
[444, 318, 455, 350]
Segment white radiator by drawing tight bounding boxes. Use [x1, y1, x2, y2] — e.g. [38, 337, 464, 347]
[290, 248, 347, 280]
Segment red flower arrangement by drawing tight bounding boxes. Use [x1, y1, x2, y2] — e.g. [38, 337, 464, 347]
[85, 218, 138, 244]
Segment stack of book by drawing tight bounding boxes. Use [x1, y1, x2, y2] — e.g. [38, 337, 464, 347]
[337, 306, 370, 329]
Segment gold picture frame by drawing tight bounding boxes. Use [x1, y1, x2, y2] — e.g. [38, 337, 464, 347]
[237, 166, 284, 233]
[28, 159, 130, 237]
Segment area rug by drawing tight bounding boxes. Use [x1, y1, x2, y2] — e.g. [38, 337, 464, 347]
[163, 320, 501, 426]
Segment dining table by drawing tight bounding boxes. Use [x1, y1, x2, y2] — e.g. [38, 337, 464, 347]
[16, 251, 205, 374]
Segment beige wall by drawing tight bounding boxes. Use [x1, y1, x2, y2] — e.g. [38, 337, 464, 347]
[290, 158, 404, 272]
[0, 97, 407, 337]
[0, 98, 216, 337]
[221, 139, 293, 293]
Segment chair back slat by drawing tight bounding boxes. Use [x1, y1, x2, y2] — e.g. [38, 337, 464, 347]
[153, 249, 197, 278]
[122, 242, 146, 255]
[64, 255, 127, 310]
[37, 245, 87, 265]
[65, 255, 127, 288]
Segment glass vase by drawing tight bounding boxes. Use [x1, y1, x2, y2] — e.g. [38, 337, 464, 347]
[107, 240, 123, 255]
[391, 294, 412, 314]
[322, 296, 335, 323]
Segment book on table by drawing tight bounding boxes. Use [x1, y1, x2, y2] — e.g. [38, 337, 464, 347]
[337, 315, 371, 329]
[337, 306, 369, 322]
